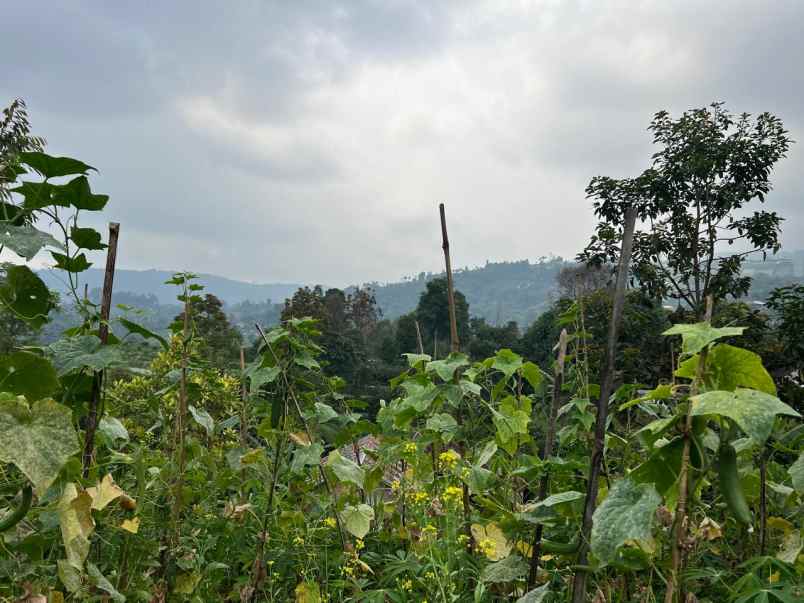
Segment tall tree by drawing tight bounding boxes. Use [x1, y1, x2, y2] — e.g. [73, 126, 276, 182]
[415, 278, 469, 352]
[581, 103, 791, 318]
[174, 293, 242, 368]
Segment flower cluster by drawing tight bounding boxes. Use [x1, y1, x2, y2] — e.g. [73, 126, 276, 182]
[478, 538, 496, 558]
[408, 490, 428, 505]
[403, 442, 418, 455]
[442, 485, 463, 506]
[438, 449, 460, 469]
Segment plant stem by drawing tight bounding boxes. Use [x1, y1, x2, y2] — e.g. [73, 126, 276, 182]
[572, 206, 637, 603]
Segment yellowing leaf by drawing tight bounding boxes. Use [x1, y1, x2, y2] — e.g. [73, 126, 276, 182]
[86, 473, 124, 511]
[120, 517, 140, 533]
[295, 581, 321, 603]
[471, 522, 512, 561]
[58, 483, 95, 569]
[289, 432, 312, 446]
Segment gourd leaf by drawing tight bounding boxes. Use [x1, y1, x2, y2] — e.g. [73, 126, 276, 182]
[426, 352, 469, 381]
[663, 322, 744, 356]
[326, 450, 365, 488]
[516, 583, 551, 603]
[188, 405, 214, 436]
[51, 176, 108, 211]
[51, 251, 92, 273]
[340, 503, 374, 539]
[70, 226, 106, 250]
[591, 478, 661, 566]
[291, 443, 324, 474]
[480, 554, 528, 583]
[690, 389, 800, 445]
[19, 152, 94, 178]
[425, 413, 458, 442]
[676, 344, 776, 395]
[0, 351, 59, 400]
[118, 317, 168, 349]
[48, 335, 124, 375]
[0, 395, 80, 496]
[789, 452, 804, 495]
[0, 223, 65, 260]
[0, 264, 53, 328]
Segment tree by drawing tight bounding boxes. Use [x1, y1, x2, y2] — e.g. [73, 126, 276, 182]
[415, 278, 469, 353]
[174, 293, 242, 368]
[1, 99, 45, 202]
[467, 318, 520, 360]
[581, 103, 791, 318]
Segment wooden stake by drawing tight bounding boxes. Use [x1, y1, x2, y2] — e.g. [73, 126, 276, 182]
[439, 203, 460, 353]
[572, 206, 637, 603]
[82, 222, 120, 477]
[528, 328, 568, 587]
[414, 319, 425, 355]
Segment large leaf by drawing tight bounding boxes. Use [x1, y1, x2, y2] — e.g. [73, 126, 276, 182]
[663, 322, 744, 356]
[471, 522, 512, 560]
[291, 442, 324, 474]
[189, 405, 214, 436]
[591, 478, 661, 566]
[58, 482, 94, 569]
[690, 389, 800, 445]
[425, 412, 458, 442]
[516, 583, 551, 603]
[48, 335, 124, 375]
[520, 361, 543, 390]
[492, 348, 523, 378]
[11, 181, 58, 209]
[676, 344, 776, 395]
[493, 395, 530, 455]
[51, 251, 92, 273]
[480, 554, 528, 583]
[0, 264, 53, 327]
[0, 351, 59, 400]
[0, 223, 64, 260]
[69, 226, 106, 250]
[340, 503, 374, 539]
[789, 452, 804, 495]
[246, 365, 281, 392]
[51, 176, 108, 211]
[326, 450, 365, 488]
[426, 352, 469, 381]
[19, 152, 94, 178]
[0, 395, 80, 496]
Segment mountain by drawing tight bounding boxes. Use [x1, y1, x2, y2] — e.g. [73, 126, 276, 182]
[37, 268, 302, 306]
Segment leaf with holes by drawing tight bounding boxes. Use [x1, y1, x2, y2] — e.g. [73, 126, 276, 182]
[0, 223, 65, 260]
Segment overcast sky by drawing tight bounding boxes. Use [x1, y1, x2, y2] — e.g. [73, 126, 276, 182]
[4, 1, 802, 287]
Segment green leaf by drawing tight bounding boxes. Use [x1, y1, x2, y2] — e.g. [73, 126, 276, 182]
[51, 251, 92, 273]
[480, 554, 528, 583]
[402, 352, 431, 368]
[492, 348, 523, 378]
[173, 571, 202, 595]
[516, 583, 551, 603]
[118, 317, 168, 349]
[246, 365, 281, 391]
[426, 352, 469, 381]
[51, 176, 108, 211]
[70, 226, 106, 250]
[98, 416, 129, 446]
[520, 361, 543, 390]
[0, 395, 80, 496]
[690, 389, 800, 445]
[663, 322, 744, 356]
[0, 351, 59, 400]
[19, 152, 94, 178]
[0, 223, 65, 260]
[291, 443, 324, 474]
[591, 478, 661, 566]
[313, 402, 338, 423]
[87, 562, 126, 602]
[0, 264, 53, 327]
[476, 440, 497, 467]
[493, 396, 530, 454]
[788, 452, 804, 495]
[48, 335, 124, 375]
[188, 405, 214, 436]
[425, 413, 458, 442]
[340, 503, 374, 538]
[529, 490, 584, 509]
[326, 450, 365, 488]
[676, 344, 776, 395]
[619, 384, 672, 411]
[12, 181, 59, 209]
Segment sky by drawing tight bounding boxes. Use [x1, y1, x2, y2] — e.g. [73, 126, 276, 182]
[4, 0, 803, 287]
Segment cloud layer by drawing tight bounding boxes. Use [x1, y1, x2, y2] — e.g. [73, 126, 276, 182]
[4, 0, 802, 286]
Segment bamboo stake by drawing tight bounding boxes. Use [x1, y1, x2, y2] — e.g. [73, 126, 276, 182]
[414, 319, 425, 355]
[439, 203, 460, 353]
[572, 206, 637, 603]
[82, 222, 120, 477]
[527, 328, 568, 587]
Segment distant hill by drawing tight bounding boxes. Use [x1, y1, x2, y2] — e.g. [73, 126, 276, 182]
[361, 258, 568, 326]
[37, 268, 302, 306]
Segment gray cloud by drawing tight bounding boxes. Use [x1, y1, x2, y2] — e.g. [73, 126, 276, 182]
[3, 0, 802, 286]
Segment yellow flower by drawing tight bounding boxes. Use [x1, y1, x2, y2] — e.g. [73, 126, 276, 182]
[438, 449, 460, 469]
[408, 490, 428, 505]
[478, 538, 496, 558]
[403, 442, 418, 455]
[323, 517, 337, 529]
[425, 571, 435, 580]
[390, 479, 401, 492]
[355, 538, 365, 551]
[442, 485, 463, 505]
[292, 535, 305, 546]
[398, 578, 413, 591]
[457, 534, 470, 546]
